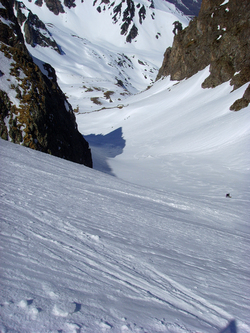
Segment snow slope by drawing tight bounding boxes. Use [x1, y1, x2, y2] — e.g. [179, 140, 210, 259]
[1, 135, 250, 333]
[77, 68, 250, 195]
[1, 1, 250, 332]
[1, 68, 250, 332]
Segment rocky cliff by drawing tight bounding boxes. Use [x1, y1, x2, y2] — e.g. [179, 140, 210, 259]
[157, 0, 250, 111]
[0, 0, 92, 167]
[15, 1, 62, 53]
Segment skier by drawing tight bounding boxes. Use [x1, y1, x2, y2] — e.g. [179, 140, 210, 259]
[226, 193, 232, 198]
[172, 21, 183, 35]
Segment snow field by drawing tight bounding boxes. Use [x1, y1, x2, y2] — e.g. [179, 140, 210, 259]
[0, 134, 250, 332]
[1, 0, 250, 331]
[77, 69, 250, 195]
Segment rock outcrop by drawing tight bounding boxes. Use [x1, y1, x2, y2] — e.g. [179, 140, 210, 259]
[0, 0, 92, 167]
[15, 1, 62, 53]
[37, 0, 65, 14]
[94, 0, 149, 43]
[157, 0, 250, 111]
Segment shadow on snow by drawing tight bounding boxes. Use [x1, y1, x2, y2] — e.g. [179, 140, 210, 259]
[84, 127, 126, 176]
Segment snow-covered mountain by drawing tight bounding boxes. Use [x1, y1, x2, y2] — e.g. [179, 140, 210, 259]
[1, 0, 250, 332]
[13, 0, 190, 107]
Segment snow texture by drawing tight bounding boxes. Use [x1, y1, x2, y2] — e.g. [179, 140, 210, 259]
[1, 0, 250, 332]
[1, 68, 250, 331]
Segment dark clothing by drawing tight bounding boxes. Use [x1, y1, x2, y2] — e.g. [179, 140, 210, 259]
[173, 21, 183, 35]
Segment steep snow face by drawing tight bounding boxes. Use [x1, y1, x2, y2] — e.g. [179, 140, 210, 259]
[19, 0, 188, 52]
[77, 67, 250, 195]
[1, 66, 250, 332]
[1, 134, 250, 332]
[1, 2, 249, 332]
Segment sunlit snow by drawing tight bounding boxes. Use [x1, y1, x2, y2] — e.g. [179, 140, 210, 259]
[1, 0, 250, 332]
[1, 69, 250, 331]
[17, 0, 189, 110]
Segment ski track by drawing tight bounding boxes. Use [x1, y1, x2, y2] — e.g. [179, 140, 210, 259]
[1, 1, 250, 330]
[1, 139, 250, 332]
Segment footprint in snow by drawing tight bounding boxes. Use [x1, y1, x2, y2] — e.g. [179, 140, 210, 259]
[17, 299, 42, 319]
[99, 319, 113, 330]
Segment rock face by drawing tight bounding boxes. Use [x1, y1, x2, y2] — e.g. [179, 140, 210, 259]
[37, 0, 65, 14]
[157, 0, 250, 111]
[15, 1, 62, 53]
[0, 0, 92, 167]
[94, 0, 153, 43]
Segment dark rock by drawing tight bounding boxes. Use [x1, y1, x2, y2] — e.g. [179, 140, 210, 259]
[230, 84, 250, 111]
[138, 5, 146, 24]
[105, 0, 139, 41]
[126, 24, 138, 43]
[112, 2, 122, 23]
[0, 0, 92, 167]
[230, 66, 250, 91]
[64, 0, 76, 9]
[93, 0, 154, 43]
[15, 1, 27, 25]
[24, 12, 62, 53]
[0, 90, 12, 141]
[35, 0, 43, 7]
[0, 0, 26, 50]
[15, 1, 62, 54]
[157, 0, 250, 111]
[149, 0, 154, 9]
[43, 63, 57, 83]
[44, 0, 64, 15]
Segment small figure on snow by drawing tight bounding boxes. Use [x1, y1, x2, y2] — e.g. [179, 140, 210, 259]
[172, 21, 183, 35]
[226, 193, 232, 198]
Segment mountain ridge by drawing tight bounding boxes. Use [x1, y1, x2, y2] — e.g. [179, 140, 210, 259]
[156, 0, 250, 111]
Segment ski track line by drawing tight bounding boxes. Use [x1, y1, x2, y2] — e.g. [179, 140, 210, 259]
[1, 204, 233, 331]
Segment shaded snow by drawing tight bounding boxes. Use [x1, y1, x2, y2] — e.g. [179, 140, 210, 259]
[78, 69, 250, 195]
[1, 135, 250, 332]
